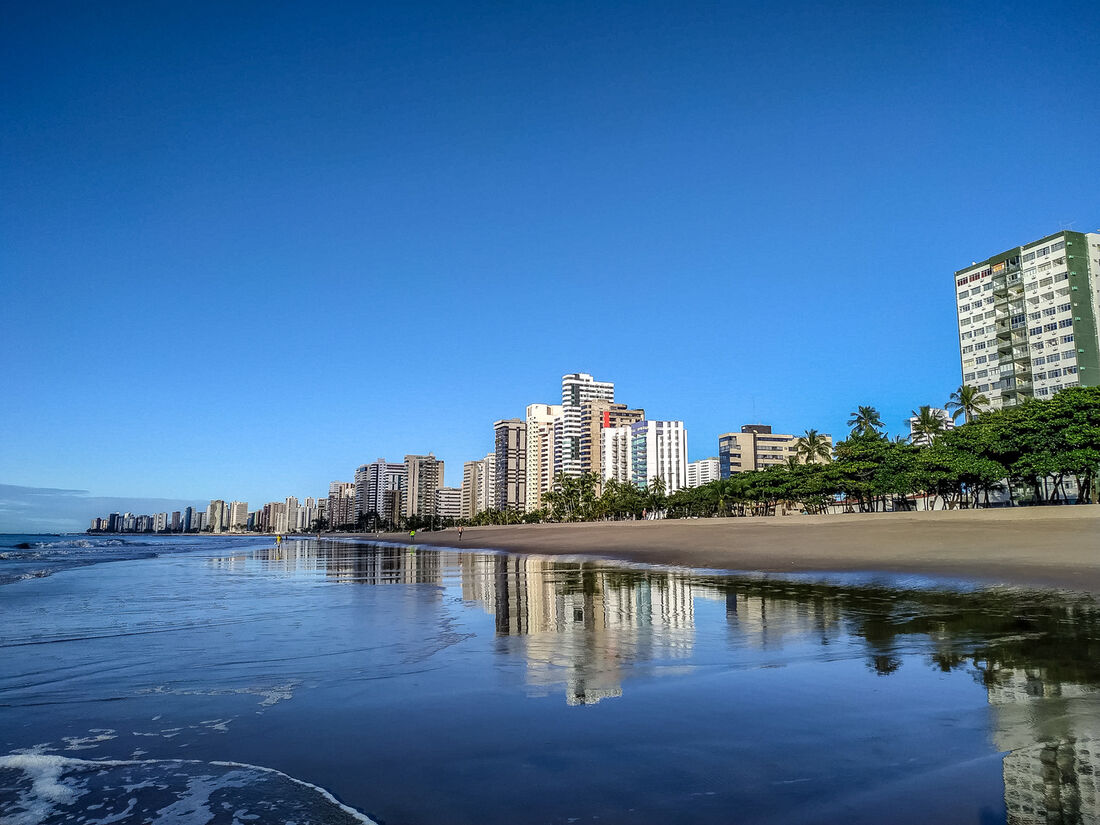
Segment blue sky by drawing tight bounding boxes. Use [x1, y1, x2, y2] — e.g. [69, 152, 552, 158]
[2, 0, 1098, 530]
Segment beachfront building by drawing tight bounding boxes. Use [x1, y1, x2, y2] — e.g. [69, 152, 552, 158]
[907, 408, 955, 446]
[718, 425, 833, 476]
[354, 459, 407, 527]
[404, 454, 445, 519]
[526, 403, 563, 512]
[600, 425, 633, 485]
[687, 458, 721, 488]
[955, 230, 1100, 409]
[436, 487, 462, 521]
[584, 399, 645, 482]
[461, 453, 497, 518]
[630, 420, 688, 492]
[327, 481, 356, 529]
[557, 373, 615, 478]
[206, 500, 228, 532]
[229, 501, 249, 532]
[494, 418, 528, 512]
[154, 512, 169, 532]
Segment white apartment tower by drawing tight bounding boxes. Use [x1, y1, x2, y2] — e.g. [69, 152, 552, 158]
[630, 420, 688, 493]
[955, 230, 1100, 408]
[229, 501, 249, 532]
[526, 403, 563, 512]
[687, 458, 720, 488]
[558, 373, 614, 478]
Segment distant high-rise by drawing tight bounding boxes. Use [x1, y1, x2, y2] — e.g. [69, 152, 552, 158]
[154, 512, 169, 533]
[525, 403, 563, 512]
[404, 454, 445, 519]
[558, 373, 614, 477]
[170, 511, 181, 532]
[687, 458, 720, 488]
[206, 500, 228, 533]
[584, 399, 644, 482]
[355, 459, 406, 527]
[494, 419, 527, 512]
[435, 487, 462, 521]
[327, 481, 356, 529]
[229, 501, 249, 532]
[183, 506, 193, 533]
[955, 230, 1100, 409]
[907, 408, 955, 446]
[630, 420, 688, 492]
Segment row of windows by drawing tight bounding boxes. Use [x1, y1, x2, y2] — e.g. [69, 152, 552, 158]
[1033, 351, 1077, 366]
[1030, 319, 1074, 335]
[1021, 239, 1065, 263]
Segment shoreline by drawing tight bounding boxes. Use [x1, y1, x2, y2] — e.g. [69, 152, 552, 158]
[339, 506, 1100, 593]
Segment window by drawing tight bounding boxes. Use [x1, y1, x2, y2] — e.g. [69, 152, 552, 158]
[1028, 311, 1041, 321]
[1032, 341, 1044, 350]
[1059, 319, 1073, 328]
[976, 369, 989, 378]
[962, 331, 972, 340]
[1037, 387, 1049, 396]
[1066, 366, 1078, 375]
[958, 289, 969, 298]
[976, 341, 987, 350]
[1035, 372, 1046, 382]
[1048, 369, 1062, 379]
[1036, 246, 1050, 257]
[1030, 327, 1043, 336]
[1058, 303, 1072, 312]
[1050, 240, 1064, 252]
[959, 303, 971, 312]
[976, 355, 987, 364]
[1044, 323, 1058, 332]
[957, 277, 969, 286]
[1055, 272, 1069, 282]
[1061, 334, 1074, 343]
[978, 383, 989, 392]
[1039, 276, 1053, 286]
[984, 283, 994, 291]
[1033, 356, 1045, 366]
[1022, 251, 1036, 262]
[1043, 307, 1057, 317]
[962, 345, 974, 353]
[985, 296, 995, 305]
[1063, 350, 1076, 362]
[984, 310, 996, 319]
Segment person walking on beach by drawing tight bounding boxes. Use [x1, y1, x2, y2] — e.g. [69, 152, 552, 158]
[458, 525, 464, 541]
[409, 529, 416, 541]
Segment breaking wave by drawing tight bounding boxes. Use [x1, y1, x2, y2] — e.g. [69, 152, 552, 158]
[0, 753, 376, 825]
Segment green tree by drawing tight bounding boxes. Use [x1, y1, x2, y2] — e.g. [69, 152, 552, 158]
[946, 384, 991, 424]
[909, 405, 945, 445]
[795, 429, 833, 464]
[847, 405, 884, 437]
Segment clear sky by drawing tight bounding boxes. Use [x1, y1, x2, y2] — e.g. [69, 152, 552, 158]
[2, 0, 1098, 531]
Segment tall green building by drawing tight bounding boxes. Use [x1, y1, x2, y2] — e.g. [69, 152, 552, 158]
[954, 230, 1100, 408]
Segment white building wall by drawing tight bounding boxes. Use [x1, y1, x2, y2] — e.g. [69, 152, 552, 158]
[687, 458, 720, 488]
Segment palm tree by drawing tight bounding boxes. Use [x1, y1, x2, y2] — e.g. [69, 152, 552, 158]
[795, 429, 832, 464]
[847, 405, 883, 437]
[945, 384, 991, 424]
[909, 405, 945, 446]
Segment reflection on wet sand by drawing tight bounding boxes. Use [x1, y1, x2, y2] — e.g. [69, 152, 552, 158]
[235, 539, 1100, 822]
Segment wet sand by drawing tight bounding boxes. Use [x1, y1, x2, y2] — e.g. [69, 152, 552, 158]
[348, 506, 1100, 591]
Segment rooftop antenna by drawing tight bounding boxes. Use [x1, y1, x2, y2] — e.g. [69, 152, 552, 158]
[1058, 219, 1077, 231]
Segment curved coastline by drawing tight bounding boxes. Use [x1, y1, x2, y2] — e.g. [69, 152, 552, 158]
[337, 506, 1100, 593]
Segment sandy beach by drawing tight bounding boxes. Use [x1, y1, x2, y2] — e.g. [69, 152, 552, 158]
[347, 506, 1100, 592]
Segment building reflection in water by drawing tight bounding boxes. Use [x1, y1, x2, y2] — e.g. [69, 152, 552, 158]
[231, 539, 1100, 818]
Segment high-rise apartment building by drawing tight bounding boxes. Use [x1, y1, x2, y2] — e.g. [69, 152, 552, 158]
[687, 458, 721, 488]
[600, 425, 633, 486]
[404, 454, 445, 519]
[526, 403, 563, 512]
[229, 501, 249, 532]
[436, 487, 462, 521]
[461, 454, 497, 518]
[355, 459, 407, 526]
[630, 420, 688, 492]
[494, 419, 527, 512]
[206, 500, 228, 532]
[557, 373, 614, 477]
[327, 481, 356, 529]
[583, 399, 645, 482]
[955, 230, 1100, 408]
[718, 425, 833, 476]
[183, 506, 193, 533]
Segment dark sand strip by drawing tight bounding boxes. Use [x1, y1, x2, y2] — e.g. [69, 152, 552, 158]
[344, 506, 1100, 592]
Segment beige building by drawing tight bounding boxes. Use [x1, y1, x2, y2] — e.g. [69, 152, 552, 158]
[229, 501, 249, 532]
[461, 453, 496, 519]
[525, 403, 563, 512]
[718, 425, 833, 476]
[404, 454, 444, 519]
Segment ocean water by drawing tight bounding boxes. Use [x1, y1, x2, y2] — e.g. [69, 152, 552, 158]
[2, 534, 1099, 824]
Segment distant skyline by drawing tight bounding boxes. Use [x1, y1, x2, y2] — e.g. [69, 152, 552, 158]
[3, 1, 1099, 531]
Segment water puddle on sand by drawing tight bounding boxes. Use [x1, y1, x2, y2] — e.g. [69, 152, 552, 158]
[3, 538, 1100, 824]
